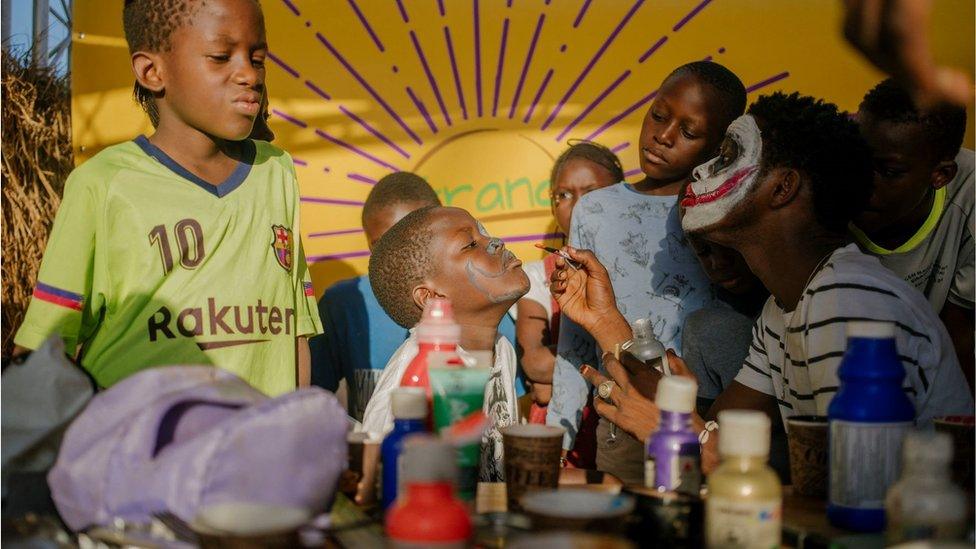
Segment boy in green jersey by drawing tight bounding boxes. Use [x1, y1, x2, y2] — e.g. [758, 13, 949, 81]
[13, 0, 322, 395]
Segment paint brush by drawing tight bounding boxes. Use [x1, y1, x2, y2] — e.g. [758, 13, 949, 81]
[534, 244, 581, 270]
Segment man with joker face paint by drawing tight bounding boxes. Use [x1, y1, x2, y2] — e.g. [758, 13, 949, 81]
[680, 114, 763, 233]
[547, 92, 973, 474]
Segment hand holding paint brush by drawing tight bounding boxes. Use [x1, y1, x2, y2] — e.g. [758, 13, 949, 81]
[546, 247, 632, 354]
[534, 243, 582, 271]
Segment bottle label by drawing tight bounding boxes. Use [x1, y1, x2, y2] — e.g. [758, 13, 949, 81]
[706, 497, 781, 549]
[646, 454, 701, 494]
[829, 420, 910, 509]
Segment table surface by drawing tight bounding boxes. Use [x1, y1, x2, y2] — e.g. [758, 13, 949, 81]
[327, 487, 887, 549]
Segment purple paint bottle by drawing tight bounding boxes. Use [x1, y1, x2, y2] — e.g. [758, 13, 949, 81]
[645, 376, 701, 495]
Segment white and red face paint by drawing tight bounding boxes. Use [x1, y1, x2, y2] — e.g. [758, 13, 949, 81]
[681, 114, 763, 232]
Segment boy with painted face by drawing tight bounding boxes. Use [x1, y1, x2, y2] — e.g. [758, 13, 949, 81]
[547, 61, 746, 484]
[361, 206, 530, 481]
[850, 79, 973, 390]
[554, 93, 973, 474]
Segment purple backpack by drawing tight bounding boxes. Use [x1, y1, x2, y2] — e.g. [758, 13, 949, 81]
[48, 366, 348, 531]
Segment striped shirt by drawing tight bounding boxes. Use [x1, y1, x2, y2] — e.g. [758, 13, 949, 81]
[735, 244, 973, 428]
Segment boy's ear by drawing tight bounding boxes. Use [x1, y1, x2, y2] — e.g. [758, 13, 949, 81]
[768, 167, 802, 210]
[132, 51, 164, 92]
[410, 285, 444, 314]
[931, 159, 958, 190]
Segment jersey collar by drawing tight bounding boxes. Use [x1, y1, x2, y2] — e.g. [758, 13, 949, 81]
[134, 135, 256, 198]
[850, 185, 947, 255]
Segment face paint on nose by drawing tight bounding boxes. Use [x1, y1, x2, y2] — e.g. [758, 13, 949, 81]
[476, 221, 491, 238]
[681, 114, 763, 233]
[486, 237, 504, 256]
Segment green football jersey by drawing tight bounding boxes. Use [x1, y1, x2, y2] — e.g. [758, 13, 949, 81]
[15, 136, 323, 395]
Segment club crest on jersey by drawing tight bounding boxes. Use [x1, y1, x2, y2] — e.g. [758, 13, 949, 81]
[271, 225, 293, 272]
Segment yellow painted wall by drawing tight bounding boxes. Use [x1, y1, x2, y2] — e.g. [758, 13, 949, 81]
[72, 0, 975, 295]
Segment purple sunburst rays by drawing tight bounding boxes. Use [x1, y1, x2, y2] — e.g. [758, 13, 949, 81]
[301, 196, 365, 207]
[501, 232, 565, 244]
[267, 51, 299, 78]
[348, 172, 378, 185]
[523, 68, 554, 124]
[410, 30, 452, 127]
[509, 14, 546, 119]
[281, 0, 299, 16]
[624, 168, 643, 178]
[395, 0, 409, 22]
[314, 128, 403, 172]
[746, 71, 791, 93]
[307, 250, 372, 263]
[540, 0, 644, 131]
[347, 0, 385, 52]
[673, 0, 714, 32]
[492, 18, 511, 118]
[272, 109, 307, 128]
[556, 70, 632, 142]
[339, 106, 411, 160]
[611, 142, 629, 153]
[473, 0, 483, 117]
[583, 88, 658, 141]
[315, 32, 423, 146]
[443, 27, 469, 120]
[406, 86, 439, 134]
[292, 158, 308, 167]
[639, 36, 668, 63]
[437, 0, 446, 16]
[573, 0, 592, 28]
[305, 80, 331, 101]
[309, 227, 365, 238]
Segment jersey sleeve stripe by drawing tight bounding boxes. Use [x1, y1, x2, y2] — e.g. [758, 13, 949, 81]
[33, 283, 84, 311]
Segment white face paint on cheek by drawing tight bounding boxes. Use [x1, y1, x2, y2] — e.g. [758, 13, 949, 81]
[681, 114, 763, 233]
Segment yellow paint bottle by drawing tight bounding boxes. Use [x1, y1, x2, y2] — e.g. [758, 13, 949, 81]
[706, 410, 782, 549]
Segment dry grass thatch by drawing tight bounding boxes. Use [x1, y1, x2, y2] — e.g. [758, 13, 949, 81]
[1, 49, 73, 357]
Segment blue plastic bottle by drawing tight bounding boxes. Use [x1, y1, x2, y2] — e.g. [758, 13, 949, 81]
[645, 376, 701, 495]
[827, 321, 914, 532]
[381, 387, 428, 510]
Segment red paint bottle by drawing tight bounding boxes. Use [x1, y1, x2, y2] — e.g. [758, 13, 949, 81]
[400, 298, 462, 399]
[386, 435, 472, 548]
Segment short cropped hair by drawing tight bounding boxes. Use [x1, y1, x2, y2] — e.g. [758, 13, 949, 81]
[749, 92, 873, 233]
[369, 206, 440, 327]
[550, 140, 625, 187]
[859, 78, 967, 160]
[361, 172, 440, 226]
[123, 0, 202, 127]
[665, 61, 747, 125]
[122, 0, 261, 127]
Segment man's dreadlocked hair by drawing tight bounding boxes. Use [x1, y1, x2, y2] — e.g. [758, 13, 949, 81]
[748, 92, 874, 234]
[859, 78, 967, 160]
[549, 140, 625, 187]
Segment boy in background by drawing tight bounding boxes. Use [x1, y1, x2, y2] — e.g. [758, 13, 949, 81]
[14, 0, 320, 395]
[548, 61, 746, 484]
[362, 206, 530, 481]
[851, 78, 974, 390]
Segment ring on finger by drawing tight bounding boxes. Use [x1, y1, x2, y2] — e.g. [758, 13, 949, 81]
[598, 380, 617, 402]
